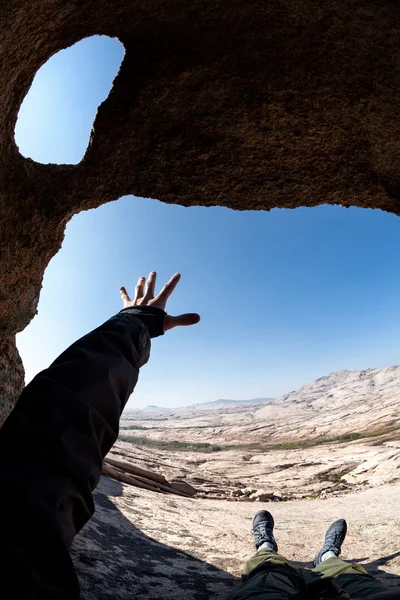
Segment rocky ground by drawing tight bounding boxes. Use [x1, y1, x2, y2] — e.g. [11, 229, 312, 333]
[72, 366, 400, 598]
[72, 478, 400, 599]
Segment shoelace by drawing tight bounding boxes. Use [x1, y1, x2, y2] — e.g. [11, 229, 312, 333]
[325, 531, 342, 552]
[253, 524, 272, 545]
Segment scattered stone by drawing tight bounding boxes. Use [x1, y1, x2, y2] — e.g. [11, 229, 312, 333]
[169, 480, 198, 497]
[241, 488, 257, 497]
[249, 490, 275, 502]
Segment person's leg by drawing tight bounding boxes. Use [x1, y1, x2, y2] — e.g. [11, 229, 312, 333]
[313, 555, 368, 579]
[314, 557, 395, 597]
[313, 519, 394, 598]
[228, 512, 306, 600]
[242, 510, 291, 576]
[242, 545, 293, 577]
[229, 548, 306, 600]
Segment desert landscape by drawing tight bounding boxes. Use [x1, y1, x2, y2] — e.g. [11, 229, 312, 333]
[72, 366, 400, 598]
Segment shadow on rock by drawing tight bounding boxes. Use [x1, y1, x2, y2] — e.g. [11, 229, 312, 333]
[351, 552, 400, 589]
[71, 477, 236, 600]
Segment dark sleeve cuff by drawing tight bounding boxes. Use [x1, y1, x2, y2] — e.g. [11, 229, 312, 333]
[119, 306, 166, 338]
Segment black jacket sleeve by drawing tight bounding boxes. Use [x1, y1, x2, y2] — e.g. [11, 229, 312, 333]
[0, 310, 152, 600]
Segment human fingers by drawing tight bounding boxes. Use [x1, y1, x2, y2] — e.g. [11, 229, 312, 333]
[133, 276, 146, 303]
[152, 273, 181, 310]
[119, 286, 131, 307]
[163, 313, 201, 332]
[143, 271, 157, 301]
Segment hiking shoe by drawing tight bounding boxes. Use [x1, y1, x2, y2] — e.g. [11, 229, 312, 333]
[314, 519, 347, 566]
[252, 510, 278, 551]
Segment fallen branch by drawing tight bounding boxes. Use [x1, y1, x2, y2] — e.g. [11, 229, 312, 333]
[104, 456, 167, 485]
[130, 472, 192, 497]
[102, 460, 196, 497]
[102, 463, 162, 492]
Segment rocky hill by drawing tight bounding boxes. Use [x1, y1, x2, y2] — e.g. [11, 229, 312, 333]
[254, 366, 400, 442]
[262, 366, 400, 412]
[122, 366, 400, 447]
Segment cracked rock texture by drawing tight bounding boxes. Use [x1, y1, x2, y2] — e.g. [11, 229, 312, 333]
[2, 1, 400, 414]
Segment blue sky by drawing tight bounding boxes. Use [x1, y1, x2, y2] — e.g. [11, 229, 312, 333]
[15, 36, 400, 408]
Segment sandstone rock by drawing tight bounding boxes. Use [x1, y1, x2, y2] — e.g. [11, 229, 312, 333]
[241, 488, 257, 497]
[0, 338, 24, 424]
[249, 490, 275, 502]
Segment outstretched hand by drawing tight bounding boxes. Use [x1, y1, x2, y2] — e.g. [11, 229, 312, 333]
[119, 272, 200, 332]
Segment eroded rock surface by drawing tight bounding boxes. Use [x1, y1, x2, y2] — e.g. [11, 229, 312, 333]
[72, 478, 236, 600]
[0, 337, 24, 423]
[72, 477, 400, 598]
[2, 1, 400, 414]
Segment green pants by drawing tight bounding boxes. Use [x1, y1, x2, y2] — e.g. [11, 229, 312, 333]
[228, 549, 394, 599]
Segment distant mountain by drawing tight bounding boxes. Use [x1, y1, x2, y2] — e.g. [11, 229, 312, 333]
[125, 398, 274, 415]
[185, 397, 274, 411]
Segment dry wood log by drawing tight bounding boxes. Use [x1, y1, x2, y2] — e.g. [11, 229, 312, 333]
[102, 463, 162, 492]
[104, 456, 167, 485]
[130, 473, 193, 498]
[102, 462, 195, 498]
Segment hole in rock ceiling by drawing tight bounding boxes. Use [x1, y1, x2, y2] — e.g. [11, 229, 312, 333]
[15, 35, 124, 164]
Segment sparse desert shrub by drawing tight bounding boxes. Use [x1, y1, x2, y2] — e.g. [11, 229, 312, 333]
[338, 432, 364, 442]
[118, 435, 222, 452]
[210, 445, 222, 452]
[118, 423, 400, 454]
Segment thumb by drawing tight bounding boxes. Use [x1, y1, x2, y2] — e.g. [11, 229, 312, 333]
[164, 313, 201, 332]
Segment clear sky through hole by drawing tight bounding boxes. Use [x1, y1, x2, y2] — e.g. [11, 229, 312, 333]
[15, 35, 124, 164]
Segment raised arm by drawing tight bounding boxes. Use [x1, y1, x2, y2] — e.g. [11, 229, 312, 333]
[0, 272, 199, 599]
